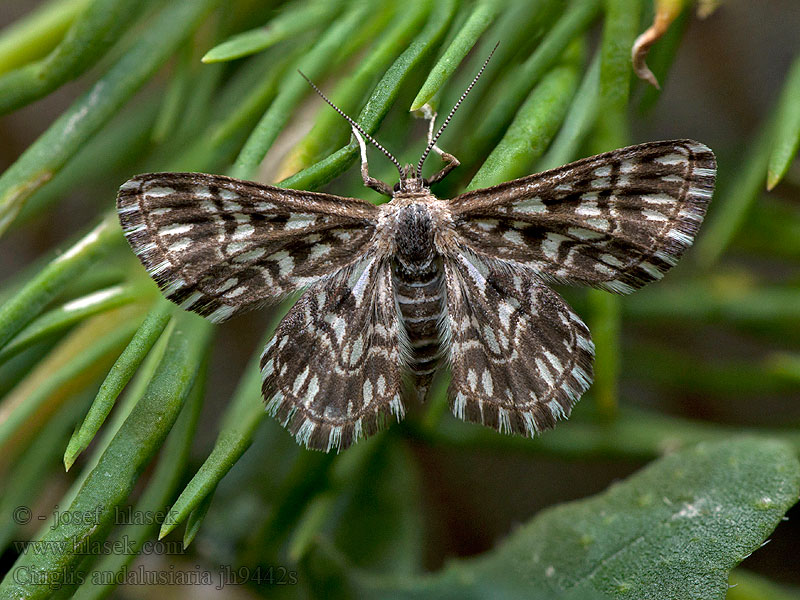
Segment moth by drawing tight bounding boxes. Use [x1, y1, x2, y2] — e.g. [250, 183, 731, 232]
[117, 52, 716, 452]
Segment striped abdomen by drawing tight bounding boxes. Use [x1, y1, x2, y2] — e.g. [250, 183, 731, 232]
[392, 203, 446, 401]
[393, 258, 445, 401]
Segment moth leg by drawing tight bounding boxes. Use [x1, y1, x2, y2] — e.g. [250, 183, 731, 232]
[422, 107, 460, 185]
[352, 126, 393, 197]
[427, 151, 460, 185]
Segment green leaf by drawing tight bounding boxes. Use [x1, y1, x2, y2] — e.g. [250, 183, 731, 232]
[409, 0, 502, 111]
[766, 52, 800, 190]
[0, 0, 220, 233]
[0, 393, 91, 550]
[536, 51, 601, 171]
[281, 0, 429, 175]
[229, 2, 372, 179]
[0, 282, 148, 364]
[0, 307, 141, 459]
[626, 344, 800, 398]
[0, 0, 91, 76]
[150, 43, 193, 144]
[63, 299, 173, 470]
[693, 124, 772, 269]
[196, 42, 312, 172]
[201, 0, 343, 63]
[0, 214, 120, 350]
[155, 414, 254, 535]
[61, 312, 175, 492]
[350, 438, 800, 599]
[279, 0, 457, 192]
[286, 436, 421, 567]
[182, 485, 216, 547]
[289, 491, 338, 562]
[13, 95, 160, 226]
[733, 195, 800, 261]
[592, 0, 642, 152]
[623, 280, 800, 325]
[0, 0, 143, 115]
[420, 402, 800, 461]
[468, 53, 581, 190]
[0, 310, 212, 599]
[587, 289, 620, 420]
[71, 359, 206, 600]
[329, 439, 424, 574]
[462, 0, 599, 164]
[158, 301, 291, 539]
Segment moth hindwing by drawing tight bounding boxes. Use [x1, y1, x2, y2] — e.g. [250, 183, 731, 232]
[117, 138, 715, 452]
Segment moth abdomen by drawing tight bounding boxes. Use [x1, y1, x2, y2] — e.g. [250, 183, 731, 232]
[391, 203, 446, 400]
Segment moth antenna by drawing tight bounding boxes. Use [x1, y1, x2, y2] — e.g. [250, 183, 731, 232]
[417, 42, 499, 179]
[298, 71, 404, 177]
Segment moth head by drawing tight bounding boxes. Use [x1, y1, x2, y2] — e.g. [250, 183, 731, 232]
[395, 164, 426, 194]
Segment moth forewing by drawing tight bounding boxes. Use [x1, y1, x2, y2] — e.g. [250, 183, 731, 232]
[117, 172, 381, 324]
[449, 140, 716, 294]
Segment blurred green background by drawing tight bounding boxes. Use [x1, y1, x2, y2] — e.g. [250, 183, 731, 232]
[0, 1, 799, 598]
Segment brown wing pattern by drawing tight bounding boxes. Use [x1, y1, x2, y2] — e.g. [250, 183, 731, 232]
[449, 140, 716, 293]
[442, 250, 594, 436]
[260, 256, 405, 451]
[117, 172, 379, 322]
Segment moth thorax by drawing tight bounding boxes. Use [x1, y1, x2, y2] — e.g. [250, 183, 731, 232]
[395, 204, 435, 267]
